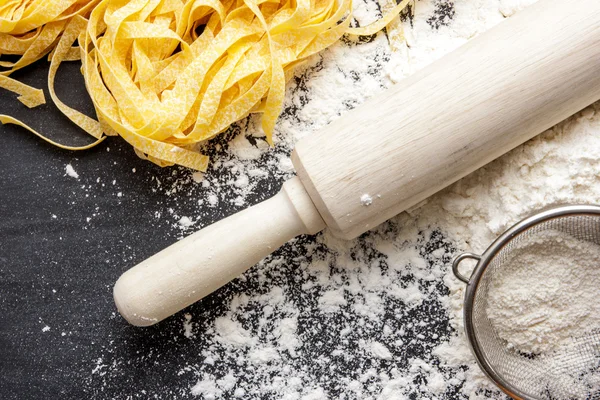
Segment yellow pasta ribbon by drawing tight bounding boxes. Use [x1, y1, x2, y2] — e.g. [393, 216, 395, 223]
[0, 0, 102, 148]
[0, 1, 99, 106]
[1, 0, 412, 171]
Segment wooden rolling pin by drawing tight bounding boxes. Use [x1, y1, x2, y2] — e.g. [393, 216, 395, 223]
[114, 0, 600, 326]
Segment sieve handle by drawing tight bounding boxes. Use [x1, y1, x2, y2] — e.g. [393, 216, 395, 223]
[452, 253, 481, 284]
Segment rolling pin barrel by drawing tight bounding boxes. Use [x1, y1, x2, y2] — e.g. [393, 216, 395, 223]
[114, 0, 600, 326]
[293, 0, 600, 239]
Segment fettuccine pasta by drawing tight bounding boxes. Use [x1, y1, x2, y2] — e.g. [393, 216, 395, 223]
[0, 0, 99, 107]
[1, 0, 411, 170]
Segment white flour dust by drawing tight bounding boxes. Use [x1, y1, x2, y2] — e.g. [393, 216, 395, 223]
[487, 230, 600, 354]
[360, 194, 373, 206]
[65, 163, 79, 179]
[75, 0, 600, 398]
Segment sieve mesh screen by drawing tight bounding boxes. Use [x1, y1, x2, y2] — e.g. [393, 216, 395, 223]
[470, 215, 600, 399]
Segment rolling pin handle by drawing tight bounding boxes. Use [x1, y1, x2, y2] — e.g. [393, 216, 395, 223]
[113, 176, 325, 326]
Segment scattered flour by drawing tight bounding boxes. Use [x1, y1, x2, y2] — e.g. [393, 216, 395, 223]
[214, 317, 256, 347]
[368, 341, 393, 360]
[207, 194, 218, 207]
[183, 314, 195, 339]
[360, 194, 373, 206]
[486, 229, 600, 354]
[65, 164, 79, 179]
[178, 216, 194, 229]
[192, 172, 204, 183]
[318, 289, 347, 311]
[191, 377, 222, 399]
[228, 134, 269, 160]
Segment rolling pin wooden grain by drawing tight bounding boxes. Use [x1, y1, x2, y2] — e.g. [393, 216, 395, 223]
[114, 0, 600, 326]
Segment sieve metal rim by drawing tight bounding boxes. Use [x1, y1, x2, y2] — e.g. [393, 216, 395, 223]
[452, 204, 600, 400]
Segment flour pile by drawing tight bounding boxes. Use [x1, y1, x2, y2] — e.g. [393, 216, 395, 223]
[80, 0, 600, 398]
[487, 229, 600, 355]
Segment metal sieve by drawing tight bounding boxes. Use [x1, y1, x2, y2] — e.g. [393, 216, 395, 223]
[452, 204, 600, 400]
